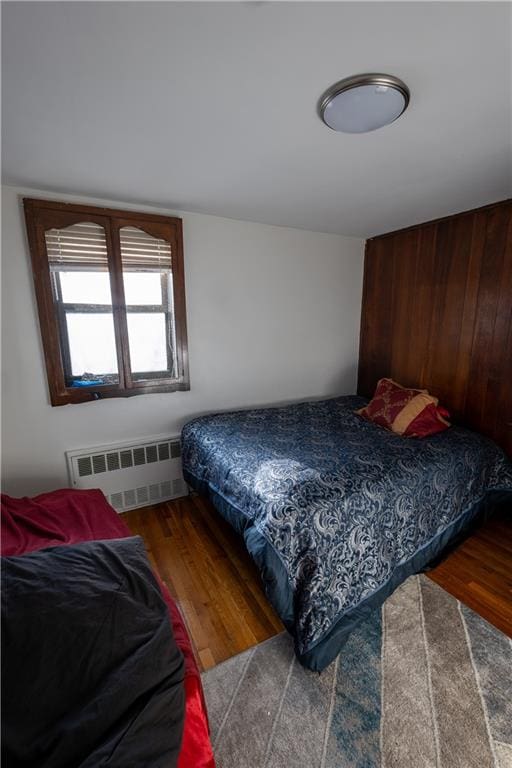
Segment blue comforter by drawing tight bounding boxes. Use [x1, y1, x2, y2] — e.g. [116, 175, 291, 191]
[182, 396, 512, 670]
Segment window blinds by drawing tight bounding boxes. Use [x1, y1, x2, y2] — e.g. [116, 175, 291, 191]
[46, 222, 108, 269]
[45, 223, 172, 271]
[119, 227, 172, 269]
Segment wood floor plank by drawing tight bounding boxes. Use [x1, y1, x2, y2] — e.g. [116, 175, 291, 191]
[428, 508, 512, 637]
[123, 497, 512, 671]
[123, 495, 283, 670]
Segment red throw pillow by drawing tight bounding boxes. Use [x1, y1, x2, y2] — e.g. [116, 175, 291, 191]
[357, 378, 450, 438]
[403, 403, 451, 438]
[356, 378, 426, 430]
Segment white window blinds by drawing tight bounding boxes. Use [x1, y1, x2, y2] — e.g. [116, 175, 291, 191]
[46, 222, 108, 270]
[119, 226, 172, 270]
[45, 223, 172, 271]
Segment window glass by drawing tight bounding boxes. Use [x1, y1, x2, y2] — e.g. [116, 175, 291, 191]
[123, 272, 162, 305]
[120, 226, 177, 380]
[45, 222, 119, 386]
[59, 271, 112, 305]
[127, 313, 168, 374]
[66, 313, 118, 380]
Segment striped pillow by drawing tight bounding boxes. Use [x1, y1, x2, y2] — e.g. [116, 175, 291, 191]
[357, 378, 450, 437]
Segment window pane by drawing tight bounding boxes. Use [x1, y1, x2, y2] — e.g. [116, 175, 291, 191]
[127, 313, 168, 375]
[123, 272, 162, 305]
[119, 226, 177, 381]
[66, 313, 119, 384]
[45, 222, 120, 387]
[59, 271, 112, 304]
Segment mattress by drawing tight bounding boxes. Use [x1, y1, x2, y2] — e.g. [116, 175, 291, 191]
[182, 395, 512, 671]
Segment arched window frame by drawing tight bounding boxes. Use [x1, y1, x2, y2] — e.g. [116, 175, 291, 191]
[24, 198, 189, 406]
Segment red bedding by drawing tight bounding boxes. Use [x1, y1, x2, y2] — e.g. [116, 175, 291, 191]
[1, 488, 215, 768]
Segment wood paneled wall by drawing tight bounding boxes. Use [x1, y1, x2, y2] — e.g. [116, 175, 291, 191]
[358, 200, 512, 456]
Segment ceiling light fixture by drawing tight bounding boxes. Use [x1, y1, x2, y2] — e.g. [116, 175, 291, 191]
[318, 73, 410, 134]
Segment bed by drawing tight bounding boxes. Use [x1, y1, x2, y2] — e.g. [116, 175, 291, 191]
[1, 489, 216, 768]
[182, 395, 512, 672]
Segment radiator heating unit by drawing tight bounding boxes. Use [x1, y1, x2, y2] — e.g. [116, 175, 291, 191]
[66, 435, 187, 512]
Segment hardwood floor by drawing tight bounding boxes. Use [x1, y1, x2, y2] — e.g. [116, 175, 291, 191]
[122, 495, 283, 671]
[123, 497, 512, 672]
[428, 506, 512, 638]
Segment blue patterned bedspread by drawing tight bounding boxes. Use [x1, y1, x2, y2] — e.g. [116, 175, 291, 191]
[182, 396, 512, 670]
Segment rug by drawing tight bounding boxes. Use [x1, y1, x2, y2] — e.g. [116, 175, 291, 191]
[201, 575, 512, 768]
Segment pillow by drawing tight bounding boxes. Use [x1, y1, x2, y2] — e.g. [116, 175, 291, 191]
[357, 378, 450, 438]
[2, 536, 185, 768]
[356, 378, 427, 429]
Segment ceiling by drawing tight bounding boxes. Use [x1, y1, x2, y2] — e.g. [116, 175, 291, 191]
[2, 2, 511, 237]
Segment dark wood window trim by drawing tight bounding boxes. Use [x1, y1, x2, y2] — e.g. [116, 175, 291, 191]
[24, 198, 190, 406]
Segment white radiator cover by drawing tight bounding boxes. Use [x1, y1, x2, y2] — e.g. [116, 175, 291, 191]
[66, 434, 187, 513]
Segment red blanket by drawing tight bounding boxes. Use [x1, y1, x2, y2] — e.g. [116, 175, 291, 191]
[1, 488, 216, 768]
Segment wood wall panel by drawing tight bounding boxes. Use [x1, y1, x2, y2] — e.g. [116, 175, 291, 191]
[358, 199, 512, 456]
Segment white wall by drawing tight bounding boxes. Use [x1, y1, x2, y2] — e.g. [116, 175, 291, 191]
[1, 185, 364, 496]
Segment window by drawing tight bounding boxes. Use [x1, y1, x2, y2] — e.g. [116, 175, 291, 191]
[24, 199, 189, 405]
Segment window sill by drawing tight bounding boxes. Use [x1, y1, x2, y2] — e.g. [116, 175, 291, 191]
[50, 379, 190, 406]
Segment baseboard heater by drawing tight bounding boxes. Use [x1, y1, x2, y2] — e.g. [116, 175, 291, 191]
[66, 434, 187, 513]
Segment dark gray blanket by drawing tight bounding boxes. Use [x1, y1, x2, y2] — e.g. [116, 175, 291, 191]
[2, 536, 185, 768]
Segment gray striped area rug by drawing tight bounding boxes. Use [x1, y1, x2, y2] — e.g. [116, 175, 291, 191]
[201, 575, 512, 768]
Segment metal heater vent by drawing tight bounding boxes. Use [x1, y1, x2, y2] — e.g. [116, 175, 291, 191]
[67, 435, 186, 512]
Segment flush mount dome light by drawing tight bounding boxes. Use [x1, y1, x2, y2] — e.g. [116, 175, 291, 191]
[318, 73, 410, 133]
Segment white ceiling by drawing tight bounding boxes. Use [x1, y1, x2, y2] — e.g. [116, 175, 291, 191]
[2, 2, 511, 237]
